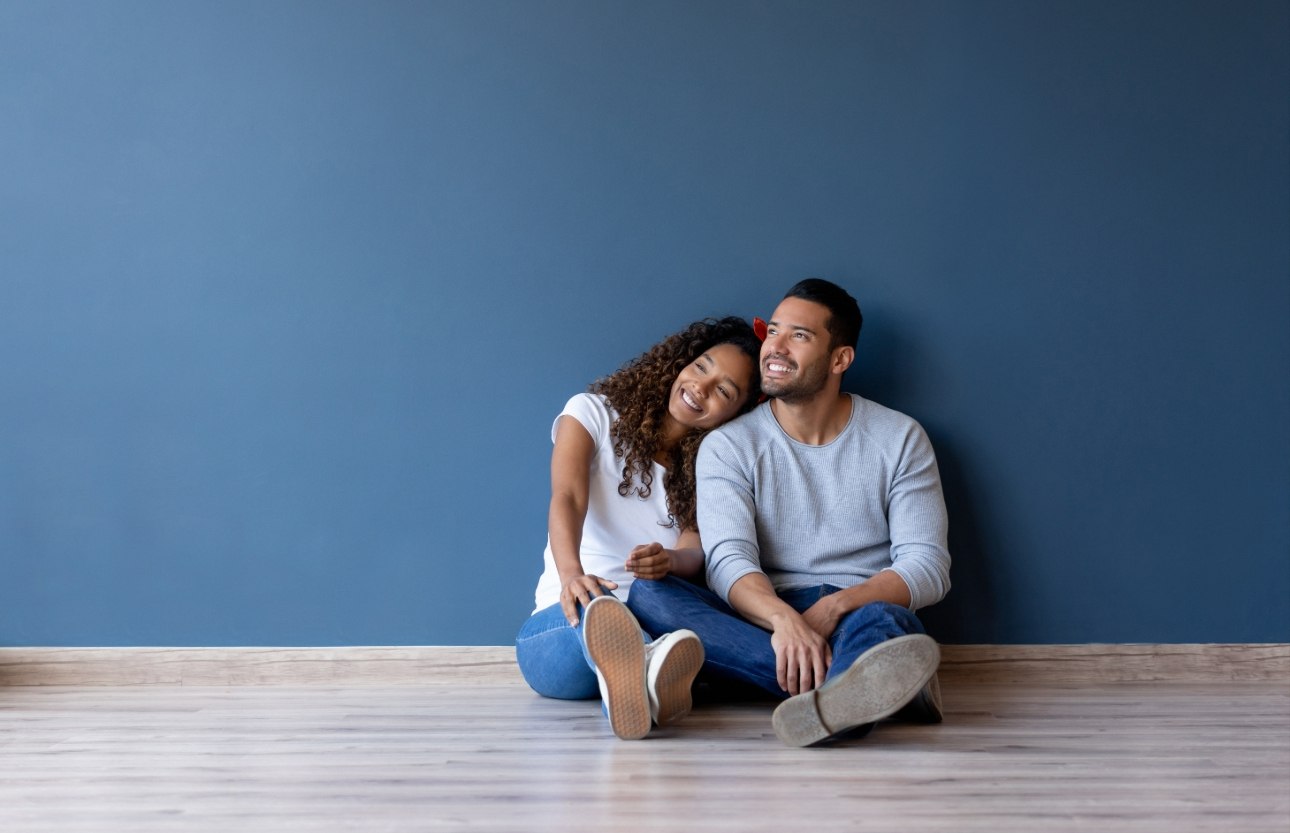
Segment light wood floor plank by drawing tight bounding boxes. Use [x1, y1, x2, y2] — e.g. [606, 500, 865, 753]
[2, 681, 1286, 832]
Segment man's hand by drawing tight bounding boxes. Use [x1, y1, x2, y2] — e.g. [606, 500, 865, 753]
[626, 542, 672, 580]
[769, 611, 832, 695]
[801, 594, 844, 641]
[559, 574, 617, 626]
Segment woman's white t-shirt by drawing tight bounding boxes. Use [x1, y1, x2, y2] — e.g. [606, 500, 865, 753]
[532, 393, 680, 612]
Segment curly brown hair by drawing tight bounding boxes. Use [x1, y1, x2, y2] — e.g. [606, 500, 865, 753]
[589, 317, 762, 531]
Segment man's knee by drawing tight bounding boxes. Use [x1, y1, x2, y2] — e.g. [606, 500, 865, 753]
[626, 575, 700, 628]
[625, 575, 679, 612]
[842, 600, 926, 637]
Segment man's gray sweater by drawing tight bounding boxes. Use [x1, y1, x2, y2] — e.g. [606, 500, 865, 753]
[697, 395, 951, 611]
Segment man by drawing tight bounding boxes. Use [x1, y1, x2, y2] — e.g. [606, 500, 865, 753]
[627, 278, 951, 747]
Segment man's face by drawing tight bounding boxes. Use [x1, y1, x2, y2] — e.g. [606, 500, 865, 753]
[759, 297, 836, 402]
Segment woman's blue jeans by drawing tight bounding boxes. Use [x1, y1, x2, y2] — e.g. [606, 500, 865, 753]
[626, 576, 927, 699]
[515, 598, 655, 700]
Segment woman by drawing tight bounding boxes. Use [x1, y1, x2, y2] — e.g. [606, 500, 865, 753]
[517, 316, 762, 739]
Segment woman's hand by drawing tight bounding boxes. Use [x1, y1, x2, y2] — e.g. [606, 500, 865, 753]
[626, 542, 672, 580]
[560, 574, 617, 626]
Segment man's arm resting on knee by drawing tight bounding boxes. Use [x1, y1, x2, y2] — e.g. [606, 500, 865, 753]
[800, 569, 913, 640]
[728, 573, 831, 696]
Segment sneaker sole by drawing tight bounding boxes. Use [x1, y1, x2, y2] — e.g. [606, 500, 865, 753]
[917, 672, 944, 724]
[650, 631, 704, 726]
[583, 598, 650, 740]
[771, 634, 940, 747]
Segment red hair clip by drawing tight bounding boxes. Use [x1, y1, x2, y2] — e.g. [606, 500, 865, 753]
[752, 317, 769, 403]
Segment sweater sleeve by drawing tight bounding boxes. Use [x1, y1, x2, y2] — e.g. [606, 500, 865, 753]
[696, 429, 763, 603]
[883, 421, 952, 610]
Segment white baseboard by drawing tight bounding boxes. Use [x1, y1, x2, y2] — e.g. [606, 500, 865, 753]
[1, 644, 1286, 686]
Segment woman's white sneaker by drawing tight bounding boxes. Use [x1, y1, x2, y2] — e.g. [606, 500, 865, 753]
[583, 595, 650, 740]
[644, 630, 704, 726]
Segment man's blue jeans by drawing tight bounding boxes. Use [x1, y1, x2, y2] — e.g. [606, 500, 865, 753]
[515, 598, 655, 700]
[626, 576, 927, 699]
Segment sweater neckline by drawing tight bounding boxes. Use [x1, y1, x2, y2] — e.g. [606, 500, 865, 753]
[764, 394, 859, 449]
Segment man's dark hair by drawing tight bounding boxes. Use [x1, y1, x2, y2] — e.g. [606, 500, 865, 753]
[784, 278, 863, 350]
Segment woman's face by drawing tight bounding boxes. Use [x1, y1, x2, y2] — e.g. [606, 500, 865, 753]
[666, 342, 756, 431]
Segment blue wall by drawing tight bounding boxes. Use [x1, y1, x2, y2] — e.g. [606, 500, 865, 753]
[2, 1, 1287, 646]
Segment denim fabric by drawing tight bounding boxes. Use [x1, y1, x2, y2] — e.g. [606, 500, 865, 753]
[515, 599, 655, 701]
[626, 576, 926, 699]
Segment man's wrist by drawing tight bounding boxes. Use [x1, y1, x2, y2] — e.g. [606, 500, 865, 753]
[823, 590, 853, 618]
[767, 608, 802, 631]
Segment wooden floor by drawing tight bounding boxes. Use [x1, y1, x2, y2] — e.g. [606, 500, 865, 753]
[2, 678, 1287, 832]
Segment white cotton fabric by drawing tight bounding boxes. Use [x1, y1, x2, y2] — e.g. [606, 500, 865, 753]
[532, 393, 681, 612]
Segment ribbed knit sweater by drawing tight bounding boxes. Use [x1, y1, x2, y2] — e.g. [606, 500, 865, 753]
[697, 395, 951, 611]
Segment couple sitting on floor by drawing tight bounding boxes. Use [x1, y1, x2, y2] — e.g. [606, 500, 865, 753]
[516, 278, 950, 746]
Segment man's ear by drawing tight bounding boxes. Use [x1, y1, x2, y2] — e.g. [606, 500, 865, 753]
[831, 346, 855, 376]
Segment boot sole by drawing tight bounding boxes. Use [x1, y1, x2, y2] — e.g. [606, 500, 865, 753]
[771, 634, 940, 747]
[583, 597, 650, 740]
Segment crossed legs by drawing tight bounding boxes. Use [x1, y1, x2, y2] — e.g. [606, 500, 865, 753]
[627, 576, 940, 744]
